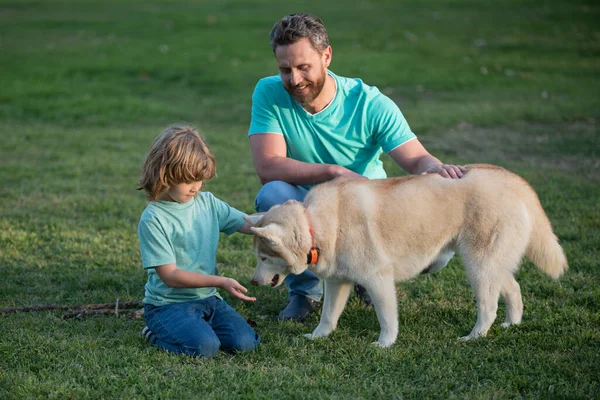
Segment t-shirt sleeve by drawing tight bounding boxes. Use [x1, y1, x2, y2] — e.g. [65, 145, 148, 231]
[248, 79, 284, 136]
[138, 217, 176, 269]
[370, 93, 416, 153]
[209, 194, 246, 235]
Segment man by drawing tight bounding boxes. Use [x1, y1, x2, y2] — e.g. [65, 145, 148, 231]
[248, 13, 464, 322]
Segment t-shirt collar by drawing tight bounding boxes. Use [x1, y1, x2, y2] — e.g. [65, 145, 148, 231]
[297, 70, 338, 119]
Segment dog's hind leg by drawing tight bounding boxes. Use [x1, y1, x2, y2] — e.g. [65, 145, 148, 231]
[460, 263, 501, 341]
[305, 280, 352, 340]
[361, 275, 398, 348]
[499, 273, 523, 328]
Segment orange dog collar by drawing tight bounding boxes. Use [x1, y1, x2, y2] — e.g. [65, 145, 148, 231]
[305, 211, 320, 264]
[307, 247, 320, 264]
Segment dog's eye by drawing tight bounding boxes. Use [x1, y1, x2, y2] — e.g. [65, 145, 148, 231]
[260, 257, 267, 261]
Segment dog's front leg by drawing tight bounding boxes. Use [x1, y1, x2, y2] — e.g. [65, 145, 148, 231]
[362, 275, 398, 348]
[305, 280, 352, 340]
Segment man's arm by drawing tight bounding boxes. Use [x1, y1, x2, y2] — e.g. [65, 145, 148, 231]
[388, 139, 465, 179]
[249, 133, 363, 185]
[155, 264, 256, 301]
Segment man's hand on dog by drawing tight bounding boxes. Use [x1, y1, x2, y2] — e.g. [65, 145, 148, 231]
[422, 163, 466, 179]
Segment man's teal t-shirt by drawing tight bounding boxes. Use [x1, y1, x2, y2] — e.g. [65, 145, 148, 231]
[138, 192, 246, 306]
[248, 70, 416, 180]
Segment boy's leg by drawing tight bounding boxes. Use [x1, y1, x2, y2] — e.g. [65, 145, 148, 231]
[208, 297, 260, 353]
[143, 301, 221, 358]
[255, 180, 322, 322]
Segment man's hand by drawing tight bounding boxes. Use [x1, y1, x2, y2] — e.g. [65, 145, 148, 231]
[221, 277, 257, 302]
[421, 163, 466, 179]
[329, 165, 367, 179]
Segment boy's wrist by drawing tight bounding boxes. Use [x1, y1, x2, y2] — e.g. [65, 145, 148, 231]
[216, 276, 230, 288]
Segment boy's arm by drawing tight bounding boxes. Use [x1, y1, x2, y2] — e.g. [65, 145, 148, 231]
[238, 221, 253, 235]
[154, 264, 256, 302]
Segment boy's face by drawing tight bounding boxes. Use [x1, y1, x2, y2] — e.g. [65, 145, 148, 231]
[160, 181, 203, 203]
[275, 38, 331, 106]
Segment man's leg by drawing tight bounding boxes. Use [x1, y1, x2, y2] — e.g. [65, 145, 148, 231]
[255, 180, 322, 321]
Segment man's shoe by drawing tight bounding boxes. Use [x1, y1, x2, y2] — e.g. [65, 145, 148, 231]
[278, 294, 319, 322]
[354, 284, 373, 306]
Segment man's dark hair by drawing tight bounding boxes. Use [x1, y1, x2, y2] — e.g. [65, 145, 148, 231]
[269, 13, 329, 52]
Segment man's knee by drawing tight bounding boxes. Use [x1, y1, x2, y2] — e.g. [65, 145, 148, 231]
[255, 180, 302, 212]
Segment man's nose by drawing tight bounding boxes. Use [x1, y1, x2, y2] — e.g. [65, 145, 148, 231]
[290, 70, 303, 86]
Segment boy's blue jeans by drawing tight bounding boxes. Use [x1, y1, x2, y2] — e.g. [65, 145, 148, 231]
[144, 296, 260, 358]
[254, 180, 323, 302]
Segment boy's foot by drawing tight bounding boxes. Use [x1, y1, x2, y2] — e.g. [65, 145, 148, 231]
[354, 284, 373, 306]
[141, 326, 155, 343]
[278, 294, 319, 322]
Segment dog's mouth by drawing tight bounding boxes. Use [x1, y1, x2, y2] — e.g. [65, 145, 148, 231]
[270, 274, 280, 287]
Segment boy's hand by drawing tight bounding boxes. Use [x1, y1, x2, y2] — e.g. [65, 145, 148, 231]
[221, 277, 257, 302]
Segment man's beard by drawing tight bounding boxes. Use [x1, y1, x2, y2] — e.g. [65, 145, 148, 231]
[285, 70, 327, 105]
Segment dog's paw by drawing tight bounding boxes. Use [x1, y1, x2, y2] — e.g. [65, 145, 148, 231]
[308, 325, 333, 339]
[459, 332, 481, 341]
[501, 320, 521, 328]
[371, 340, 393, 348]
[459, 331, 487, 341]
[304, 333, 327, 341]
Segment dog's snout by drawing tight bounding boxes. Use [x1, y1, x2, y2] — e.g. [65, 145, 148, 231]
[251, 279, 258, 286]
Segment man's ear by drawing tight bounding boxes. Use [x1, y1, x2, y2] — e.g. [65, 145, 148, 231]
[249, 223, 284, 247]
[244, 213, 265, 226]
[323, 45, 332, 68]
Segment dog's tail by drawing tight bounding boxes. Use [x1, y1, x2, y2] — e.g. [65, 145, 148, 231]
[524, 186, 568, 279]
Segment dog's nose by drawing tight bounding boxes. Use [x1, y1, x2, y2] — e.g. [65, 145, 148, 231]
[251, 280, 258, 286]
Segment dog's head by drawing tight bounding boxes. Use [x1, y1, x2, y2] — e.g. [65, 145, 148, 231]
[245, 201, 309, 288]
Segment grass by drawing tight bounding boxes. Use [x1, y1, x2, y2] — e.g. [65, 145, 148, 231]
[0, 0, 599, 398]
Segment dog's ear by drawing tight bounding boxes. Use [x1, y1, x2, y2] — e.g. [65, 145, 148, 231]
[250, 223, 284, 247]
[244, 213, 265, 227]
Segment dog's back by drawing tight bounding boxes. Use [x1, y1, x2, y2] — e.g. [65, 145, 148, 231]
[305, 164, 567, 283]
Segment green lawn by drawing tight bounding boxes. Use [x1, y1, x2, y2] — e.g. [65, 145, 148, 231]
[1, 0, 599, 398]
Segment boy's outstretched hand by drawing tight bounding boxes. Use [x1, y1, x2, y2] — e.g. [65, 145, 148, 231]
[221, 277, 257, 302]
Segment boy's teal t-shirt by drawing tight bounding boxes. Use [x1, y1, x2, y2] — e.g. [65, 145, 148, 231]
[138, 192, 246, 306]
[248, 70, 416, 180]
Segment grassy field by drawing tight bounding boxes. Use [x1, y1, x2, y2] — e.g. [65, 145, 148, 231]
[1, 0, 599, 398]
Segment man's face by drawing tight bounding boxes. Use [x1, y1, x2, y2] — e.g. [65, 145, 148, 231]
[275, 38, 331, 106]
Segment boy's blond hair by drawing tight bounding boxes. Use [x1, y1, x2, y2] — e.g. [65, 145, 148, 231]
[139, 125, 216, 200]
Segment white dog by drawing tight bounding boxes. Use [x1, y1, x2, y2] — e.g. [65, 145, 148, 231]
[245, 165, 567, 347]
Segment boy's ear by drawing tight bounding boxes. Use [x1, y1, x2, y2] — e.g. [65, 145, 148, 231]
[244, 213, 265, 226]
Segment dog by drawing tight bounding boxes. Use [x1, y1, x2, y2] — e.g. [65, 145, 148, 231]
[244, 164, 567, 347]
